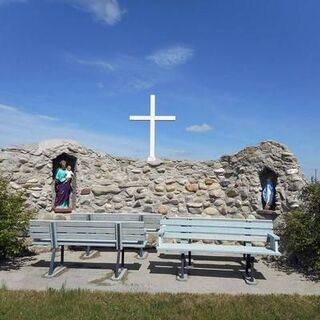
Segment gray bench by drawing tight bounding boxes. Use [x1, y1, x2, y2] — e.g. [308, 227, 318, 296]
[71, 212, 162, 233]
[29, 220, 146, 279]
[71, 212, 162, 258]
[157, 217, 280, 284]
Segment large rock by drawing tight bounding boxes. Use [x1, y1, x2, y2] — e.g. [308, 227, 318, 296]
[203, 207, 220, 216]
[187, 202, 203, 214]
[92, 185, 121, 196]
[209, 189, 225, 199]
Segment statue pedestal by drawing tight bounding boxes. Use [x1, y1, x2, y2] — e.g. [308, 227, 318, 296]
[53, 207, 73, 214]
[256, 210, 279, 220]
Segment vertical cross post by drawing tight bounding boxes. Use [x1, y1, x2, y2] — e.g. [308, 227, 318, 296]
[129, 94, 176, 163]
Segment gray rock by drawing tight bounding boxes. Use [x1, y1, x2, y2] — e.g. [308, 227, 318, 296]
[92, 185, 121, 196]
[203, 207, 220, 216]
[209, 189, 225, 199]
[225, 188, 238, 198]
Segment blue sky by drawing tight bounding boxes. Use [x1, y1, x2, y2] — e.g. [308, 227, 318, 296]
[0, 0, 319, 177]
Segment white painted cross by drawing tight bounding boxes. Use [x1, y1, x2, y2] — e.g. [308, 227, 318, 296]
[129, 94, 176, 162]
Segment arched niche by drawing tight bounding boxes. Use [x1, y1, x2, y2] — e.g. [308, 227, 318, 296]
[259, 167, 278, 210]
[52, 153, 77, 212]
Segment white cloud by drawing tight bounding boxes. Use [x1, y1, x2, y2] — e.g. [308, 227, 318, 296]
[0, 0, 27, 6]
[70, 46, 192, 93]
[0, 103, 219, 160]
[147, 46, 194, 67]
[66, 0, 125, 25]
[74, 57, 115, 71]
[0, 103, 147, 157]
[70, 54, 158, 92]
[186, 124, 213, 133]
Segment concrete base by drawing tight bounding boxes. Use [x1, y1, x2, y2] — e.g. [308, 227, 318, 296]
[43, 266, 67, 278]
[111, 268, 128, 281]
[243, 274, 257, 286]
[176, 273, 188, 281]
[135, 251, 149, 260]
[80, 250, 100, 260]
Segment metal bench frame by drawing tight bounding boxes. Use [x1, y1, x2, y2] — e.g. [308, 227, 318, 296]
[70, 212, 162, 258]
[30, 220, 147, 279]
[157, 217, 280, 284]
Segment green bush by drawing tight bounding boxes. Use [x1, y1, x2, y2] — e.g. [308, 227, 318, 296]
[283, 182, 320, 272]
[0, 173, 33, 258]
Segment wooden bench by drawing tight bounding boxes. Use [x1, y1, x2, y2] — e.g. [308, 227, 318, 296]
[157, 217, 280, 284]
[70, 212, 162, 258]
[29, 220, 146, 280]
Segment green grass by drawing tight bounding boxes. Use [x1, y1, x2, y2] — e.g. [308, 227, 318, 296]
[0, 289, 319, 320]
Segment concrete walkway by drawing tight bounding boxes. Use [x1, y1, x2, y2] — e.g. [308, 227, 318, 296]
[0, 249, 319, 295]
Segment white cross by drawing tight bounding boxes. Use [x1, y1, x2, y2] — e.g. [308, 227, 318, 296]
[129, 94, 176, 162]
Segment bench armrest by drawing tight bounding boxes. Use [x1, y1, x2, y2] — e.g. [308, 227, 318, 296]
[267, 233, 280, 241]
[267, 233, 280, 252]
[158, 226, 165, 237]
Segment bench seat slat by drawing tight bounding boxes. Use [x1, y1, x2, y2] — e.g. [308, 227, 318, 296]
[161, 226, 273, 236]
[29, 221, 51, 227]
[162, 232, 267, 242]
[55, 221, 117, 228]
[54, 241, 117, 247]
[158, 242, 280, 256]
[30, 233, 51, 239]
[55, 234, 116, 240]
[29, 227, 50, 233]
[121, 235, 146, 241]
[161, 219, 273, 229]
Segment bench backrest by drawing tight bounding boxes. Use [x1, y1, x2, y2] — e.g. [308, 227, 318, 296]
[29, 220, 146, 249]
[29, 220, 52, 245]
[160, 217, 274, 243]
[71, 212, 162, 232]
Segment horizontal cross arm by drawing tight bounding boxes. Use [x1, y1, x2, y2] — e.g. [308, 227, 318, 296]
[154, 116, 176, 121]
[129, 116, 151, 121]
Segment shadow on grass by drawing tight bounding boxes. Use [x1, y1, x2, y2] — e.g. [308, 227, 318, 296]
[149, 255, 266, 280]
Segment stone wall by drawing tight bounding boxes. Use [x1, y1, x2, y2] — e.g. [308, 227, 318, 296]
[0, 139, 305, 220]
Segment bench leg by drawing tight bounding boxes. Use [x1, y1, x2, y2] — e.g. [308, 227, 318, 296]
[188, 251, 192, 266]
[48, 248, 57, 276]
[136, 247, 148, 260]
[177, 253, 188, 281]
[115, 250, 121, 279]
[244, 254, 256, 285]
[121, 248, 125, 268]
[85, 246, 91, 256]
[60, 245, 64, 266]
[112, 249, 128, 281]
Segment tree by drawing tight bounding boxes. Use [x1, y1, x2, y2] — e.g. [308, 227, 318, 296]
[0, 173, 33, 258]
[283, 182, 320, 272]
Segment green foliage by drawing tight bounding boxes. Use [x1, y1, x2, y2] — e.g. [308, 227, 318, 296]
[284, 182, 320, 272]
[0, 173, 33, 258]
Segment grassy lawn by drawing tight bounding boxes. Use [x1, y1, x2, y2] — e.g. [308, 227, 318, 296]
[0, 290, 319, 320]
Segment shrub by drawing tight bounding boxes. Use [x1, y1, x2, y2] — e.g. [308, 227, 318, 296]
[283, 182, 320, 272]
[0, 173, 33, 258]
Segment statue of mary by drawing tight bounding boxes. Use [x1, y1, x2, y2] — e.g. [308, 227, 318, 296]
[54, 160, 72, 209]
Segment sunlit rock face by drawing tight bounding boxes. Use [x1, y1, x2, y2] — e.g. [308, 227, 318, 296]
[0, 139, 305, 220]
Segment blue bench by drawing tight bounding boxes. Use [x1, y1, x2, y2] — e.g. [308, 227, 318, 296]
[157, 217, 280, 284]
[29, 219, 146, 280]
